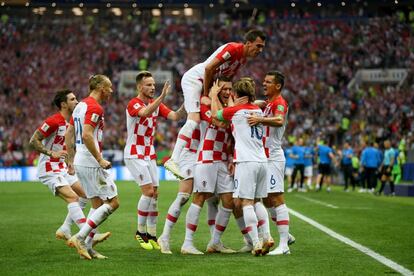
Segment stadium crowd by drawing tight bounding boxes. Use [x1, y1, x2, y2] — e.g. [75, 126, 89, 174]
[1, 12, 414, 166]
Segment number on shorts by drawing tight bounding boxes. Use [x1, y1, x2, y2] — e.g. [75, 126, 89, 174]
[233, 179, 239, 190]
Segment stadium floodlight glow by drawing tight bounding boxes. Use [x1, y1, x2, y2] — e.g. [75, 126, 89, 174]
[317, 2, 321, 7]
[106, 3, 111, 8]
[184, 7, 193, 16]
[25, 2, 30, 7]
[1, 2, 5, 7]
[394, 0, 398, 3]
[184, 3, 188, 8]
[235, 3, 240, 8]
[72, 7, 83, 16]
[79, 3, 84, 8]
[135, 10, 141, 15]
[51, 2, 56, 7]
[111, 7, 122, 16]
[291, 2, 296, 7]
[152, 8, 161, 16]
[132, 3, 137, 8]
[209, 3, 214, 8]
[158, 3, 163, 8]
[54, 9, 63, 15]
[341, 1, 345, 6]
[92, 8, 99, 13]
[172, 10, 180, 15]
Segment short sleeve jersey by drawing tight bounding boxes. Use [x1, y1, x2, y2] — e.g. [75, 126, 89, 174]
[262, 95, 288, 161]
[218, 103, 267, 163]
[124, 97, 171, 160]
[188, 42, 246, 80]
[37, 112, 68, 175]
[197, 104, 231, 163]
[70, 96, 104, 167]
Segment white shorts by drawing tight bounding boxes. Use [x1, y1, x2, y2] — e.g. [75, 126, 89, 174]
[267, 160, 285, 193]
[304, 166, 313, 177]
[285, 167, 293, 176]
[194, 162, 233, 194]
[74, 166, 118, 200]
[181, 72, 203, 113]
[124, 159, 159, 187]
[178, 149, 197, 180]
[39, 171, 78, 196]
[233, 162, 268, 200]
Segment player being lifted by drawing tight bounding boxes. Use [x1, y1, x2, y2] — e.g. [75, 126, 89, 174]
[248, 71, 294, 255]
[65, 75, 120, 260]
[164, 30, 266, 179]
[123, 71, 185, 251]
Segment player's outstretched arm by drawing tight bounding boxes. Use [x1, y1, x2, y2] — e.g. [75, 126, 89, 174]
[204, 58, 223, 96]
[82, 124, 111, 169]
[139, 81, 171, 117]
[167, 104, 187, 121]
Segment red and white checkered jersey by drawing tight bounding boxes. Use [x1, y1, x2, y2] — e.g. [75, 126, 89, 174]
[70, 96, 104, 168]
[186, 42, 246, 80]
[124, 97, 171, 160]
[197, 104, 231, 163]
[263, 95, 289, 161]
[219, 103, 267, 163]
[37, 112, 68, 176]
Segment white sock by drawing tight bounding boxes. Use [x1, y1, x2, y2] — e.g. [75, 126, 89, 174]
[276, 204, 290, 248]
[61, 197, 88, 229]
[171, 120, 198, 161]
[206, 196, 219, 236]
[78, 204, 113, 240]
[147, 197, 158, 237]
[137, 195, 152, 233]
[84, 208, 96, 246]
[236, 216, 252, 244]
[161, 192, 190, 240]
[184, 203, 201, 246]
[212, 206, 232, 244]
[254, 202, 270, 240]
[243, 205, 259, 244]
[307, 178, 312, 186]
[67, 202, 86, 229]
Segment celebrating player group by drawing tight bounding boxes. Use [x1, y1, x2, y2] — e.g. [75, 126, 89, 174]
[30, 29, 295, 260]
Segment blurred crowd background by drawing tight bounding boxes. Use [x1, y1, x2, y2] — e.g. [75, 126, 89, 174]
[1, 1, 413, 169]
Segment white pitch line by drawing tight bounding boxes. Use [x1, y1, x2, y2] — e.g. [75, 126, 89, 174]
[289, 208, 414, 276]
[294, 195, 339, 209]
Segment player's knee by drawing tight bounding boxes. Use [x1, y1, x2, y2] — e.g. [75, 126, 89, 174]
[177, 192, 190, 206]
[109, 197, 120, 211]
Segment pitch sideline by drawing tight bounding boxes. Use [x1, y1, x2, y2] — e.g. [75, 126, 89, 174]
[289, 208, 414, 276]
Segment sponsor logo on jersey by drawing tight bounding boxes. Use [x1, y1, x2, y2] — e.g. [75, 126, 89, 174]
[222, 51, 231, 60]
[41, 123, 50, 132]
[91, 113, 100, 123]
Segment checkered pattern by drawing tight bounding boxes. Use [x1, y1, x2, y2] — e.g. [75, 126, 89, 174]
[214, 43, 246, 78]
[197, 124, 230, 163]
[125, 98, 170, 160]
[37, 112, 68, 176]
[262, 96, 288, 159]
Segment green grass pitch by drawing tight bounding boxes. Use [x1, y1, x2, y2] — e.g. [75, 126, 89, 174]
[0, 181, 413, 275]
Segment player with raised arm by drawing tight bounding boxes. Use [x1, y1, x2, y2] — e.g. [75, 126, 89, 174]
[212, 78, 268, 256]
[65, 75, 119, 260]
[248, 71, 294, 255]
[123, 71, 186, 251]
[164, 30, 266, 179]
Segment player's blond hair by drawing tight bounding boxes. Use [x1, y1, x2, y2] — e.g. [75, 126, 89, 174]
[233, 78, 256, 102]
[89, 74, 109, 92]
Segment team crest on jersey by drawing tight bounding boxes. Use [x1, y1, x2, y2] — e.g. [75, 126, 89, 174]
[91, 113, 100, 123]
[222, 51, 231, 60]
[206, 110, 212, 118]
[277, 105, 285, 112]
[41, 123, 50, 132]
[133, 103, 140, 109]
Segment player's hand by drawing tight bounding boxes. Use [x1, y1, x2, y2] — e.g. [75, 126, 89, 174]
[247, 113, 262, 126]
[161, 80, 171, 98]
[51, 150, 68, 160]
[67, 163, 75, 175]
[98, 158, 112, 169]
[209, 79, 224, 98]
[228, 161, 235, 176]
